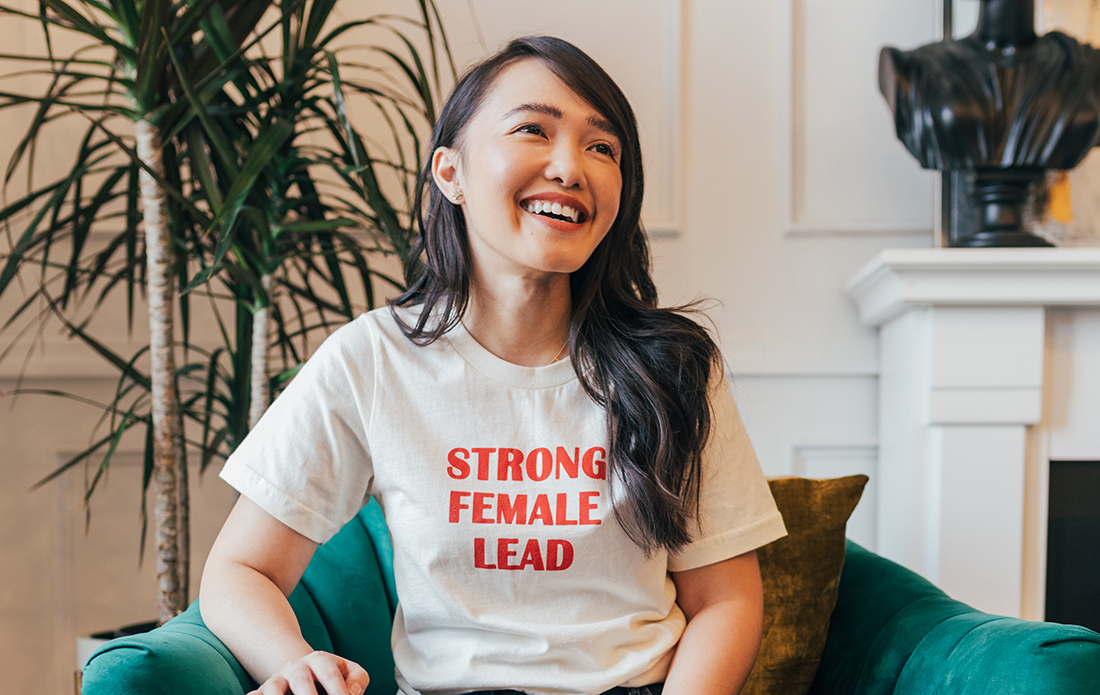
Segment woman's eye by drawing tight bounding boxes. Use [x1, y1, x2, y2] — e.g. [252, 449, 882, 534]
[517, 124, 545, 136]
[592, 143, 617, 158]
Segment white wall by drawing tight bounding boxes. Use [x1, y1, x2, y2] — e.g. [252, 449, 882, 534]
[653, 0, 935, 544]
[0, 1, 942, 692]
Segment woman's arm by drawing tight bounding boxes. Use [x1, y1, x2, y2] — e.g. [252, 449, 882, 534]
[663, 550, 764, 695]
[200, 496, 369, 695]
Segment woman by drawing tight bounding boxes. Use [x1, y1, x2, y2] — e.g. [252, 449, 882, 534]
[201, 36, 786, 695]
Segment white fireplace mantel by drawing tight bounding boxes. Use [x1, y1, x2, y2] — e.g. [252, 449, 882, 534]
[848, 248, 1100, 325]
[847, 248, 1100, 619]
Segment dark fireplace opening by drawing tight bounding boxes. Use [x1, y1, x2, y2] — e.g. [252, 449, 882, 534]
[1046, 461, 1100, 632]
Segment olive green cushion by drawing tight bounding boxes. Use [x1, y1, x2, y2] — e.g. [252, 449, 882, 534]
[741, 474, 869, 695]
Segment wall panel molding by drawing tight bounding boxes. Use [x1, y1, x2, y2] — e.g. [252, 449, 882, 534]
[724, 339, 880, 378]
[648, 0, 682, 238]
[780, 0, 936, 238]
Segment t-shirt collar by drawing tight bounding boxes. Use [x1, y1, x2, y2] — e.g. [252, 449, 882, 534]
[446, 321, 578, 390]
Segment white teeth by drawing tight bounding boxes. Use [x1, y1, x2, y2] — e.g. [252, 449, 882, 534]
[523, 200, 580, 223]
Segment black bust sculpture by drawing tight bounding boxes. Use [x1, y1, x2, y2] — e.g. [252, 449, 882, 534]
[879, 0, 1100, 247]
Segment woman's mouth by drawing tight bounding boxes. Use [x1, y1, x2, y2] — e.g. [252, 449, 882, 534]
[522, 199, 588, 224]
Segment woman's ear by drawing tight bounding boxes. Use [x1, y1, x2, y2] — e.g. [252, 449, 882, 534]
[431, 147, 462, 201]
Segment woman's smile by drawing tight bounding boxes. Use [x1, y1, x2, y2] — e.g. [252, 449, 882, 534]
[520, 192, 590, 229]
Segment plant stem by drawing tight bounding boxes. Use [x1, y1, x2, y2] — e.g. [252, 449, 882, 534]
[136, 118, 186, 623]
[249, 274, 273, 430]
[176, 402, 190, 610]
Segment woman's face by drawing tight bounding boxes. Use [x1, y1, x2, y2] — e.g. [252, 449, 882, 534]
[433, 58, 623, 282]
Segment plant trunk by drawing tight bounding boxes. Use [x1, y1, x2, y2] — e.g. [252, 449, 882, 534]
[249, 274, 273, 430]
[135, 118, 187, 624]
[175, 403, 189, 607]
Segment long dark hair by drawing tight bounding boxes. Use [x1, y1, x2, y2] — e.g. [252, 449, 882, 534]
[391, 36, 720, 555]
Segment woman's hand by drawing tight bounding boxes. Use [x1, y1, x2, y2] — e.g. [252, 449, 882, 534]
[248, 651, 368, 695]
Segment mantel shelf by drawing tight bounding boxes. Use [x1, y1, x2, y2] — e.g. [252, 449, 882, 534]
[846, 248, 1100, 326]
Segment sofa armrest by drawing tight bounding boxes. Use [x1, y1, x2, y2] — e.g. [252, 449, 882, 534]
[810, 541, 1100, 695]
[82, 580, 348, 695]
[81, 602, 254, 695]
[81, 501, 395, 695]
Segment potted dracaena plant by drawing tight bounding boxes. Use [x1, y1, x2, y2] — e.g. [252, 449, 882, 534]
[0, 0, 453, 628]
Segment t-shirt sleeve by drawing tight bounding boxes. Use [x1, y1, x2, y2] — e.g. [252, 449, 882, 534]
[219, 317, 376, 544]
[667, 374, 787, 572]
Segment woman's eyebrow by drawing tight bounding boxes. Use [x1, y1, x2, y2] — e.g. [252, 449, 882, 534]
[587, 114, 617, 138]
[504, 102, 619, 139]
[504, 102, 562, 120]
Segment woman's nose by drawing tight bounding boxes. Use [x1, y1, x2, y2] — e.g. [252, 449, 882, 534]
[543, 142, 586, 189]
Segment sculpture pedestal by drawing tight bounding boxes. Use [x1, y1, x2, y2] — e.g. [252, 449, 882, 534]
[847, 248, 1100, 618]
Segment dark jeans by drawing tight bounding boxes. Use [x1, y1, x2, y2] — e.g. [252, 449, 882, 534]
[466, 686, 663, 695]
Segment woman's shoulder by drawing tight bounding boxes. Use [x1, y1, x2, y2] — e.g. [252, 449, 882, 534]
[298, 308, 397, 368]
[323, 306, 415, 344]
[320, 304, 450, 362]
[360, 304, 436, 345]
[289, 308, 420, 389]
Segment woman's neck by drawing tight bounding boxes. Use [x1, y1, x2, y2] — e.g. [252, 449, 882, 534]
[974, 0, 1037, 50]
[462, 272, 572, 368]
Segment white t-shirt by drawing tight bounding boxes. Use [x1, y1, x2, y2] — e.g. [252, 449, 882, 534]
[221, 307, 786, 695]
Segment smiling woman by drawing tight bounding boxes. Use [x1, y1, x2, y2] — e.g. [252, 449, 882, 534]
[198, 36, 787, 695]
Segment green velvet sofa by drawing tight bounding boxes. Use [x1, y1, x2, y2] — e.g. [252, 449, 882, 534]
[81, 500, 1100, 695]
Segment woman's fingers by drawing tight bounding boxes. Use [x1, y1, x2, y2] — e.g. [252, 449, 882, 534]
[314, 653, 369, 695]
[285, 661, 324, 695]
[344, 659, 370, 695]
[246, 675, 294, 695]
[308, 653, 355, 695]
[244, 652, 369, 695]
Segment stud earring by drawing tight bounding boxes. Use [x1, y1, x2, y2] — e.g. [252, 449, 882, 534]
[451, 188, 464, 202]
